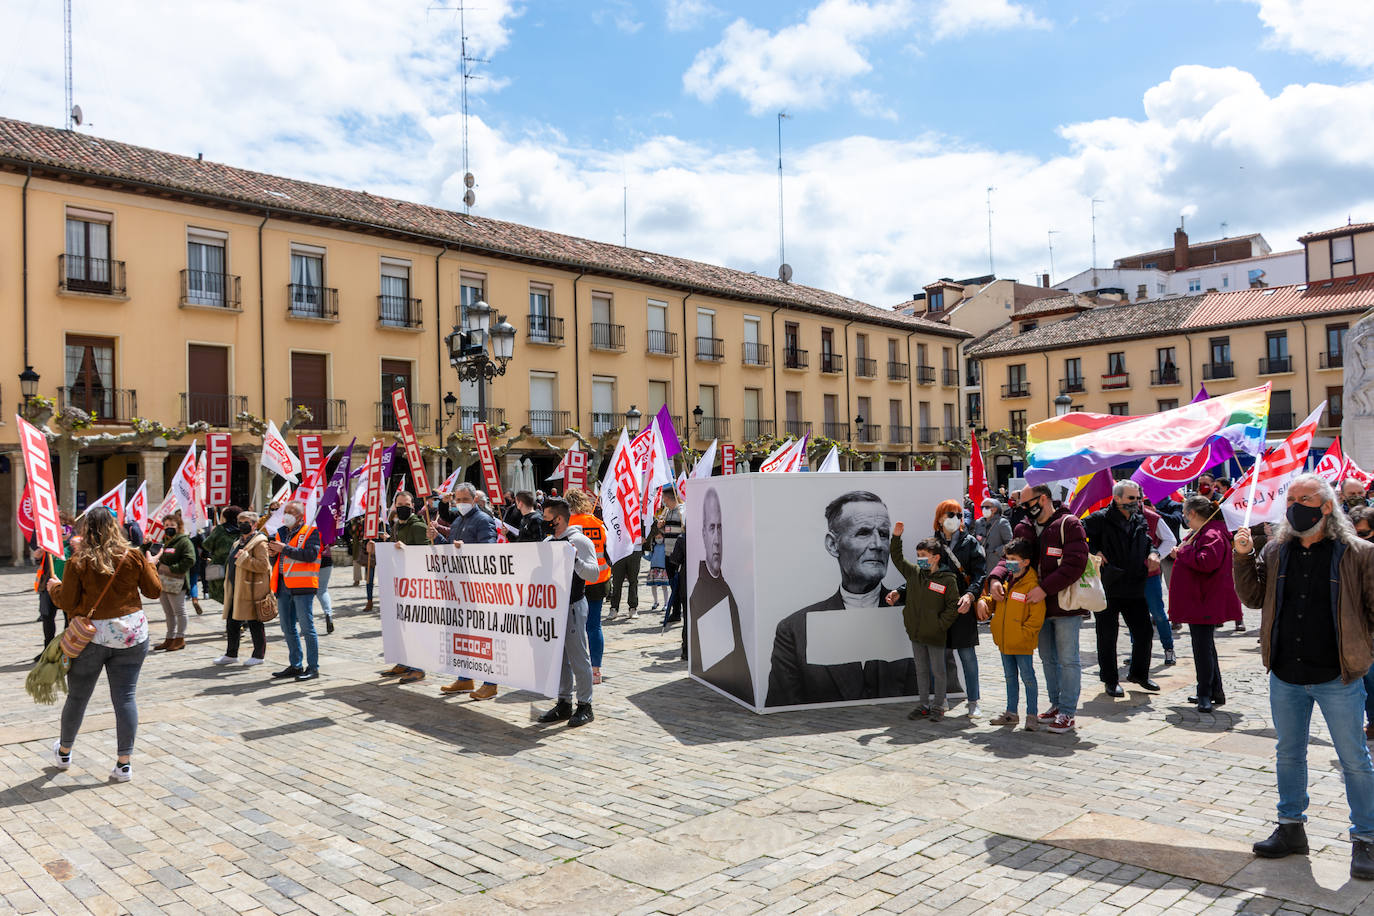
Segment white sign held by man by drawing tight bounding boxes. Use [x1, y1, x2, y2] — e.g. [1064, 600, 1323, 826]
[376, 542, 575, 696]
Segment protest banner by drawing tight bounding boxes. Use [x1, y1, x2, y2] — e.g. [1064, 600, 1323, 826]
[297, 434, 324, 483]
[472, 422, 503, 504]
[206, 433, 232, 505]
[376, 542, 575, 695]
[721, 443, 735, 476]
[16, 416, 62, 556]
[170, 443, 199, 529]
[565, 448, 587, 492]
[599, 429, 642, 563]
[144, 492, 178, 542]
[391, 389, 431, 498]
[364, 439, 385, 539]
[1220, 403, 1324, 529]
[85, 481, 125, 521]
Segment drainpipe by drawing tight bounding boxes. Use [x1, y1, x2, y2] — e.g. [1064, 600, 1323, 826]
[1299, 319, 1312, 423]
[258, 211, 270, 416]
[842, 319, 854, 463]
[769, 305, 782, 441]
[906, 332, 916, 469]
[1043, 351, 1052, 418]
[21, 166, 31, 368]
[1185, 336, 1195, 395]
[435, 245, 447, 444]
[572, 270, 586, 433]
[682, 292, 694, 448]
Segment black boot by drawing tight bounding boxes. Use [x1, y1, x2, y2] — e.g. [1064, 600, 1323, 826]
[1187, 694, 1226, 706]
[568, 703, 594, 728]
[1253, 823, 1309, 858]
[1354, 839, 1374, 880]
[1197, 697, 1213, 712]
[537, 700, 573, 723]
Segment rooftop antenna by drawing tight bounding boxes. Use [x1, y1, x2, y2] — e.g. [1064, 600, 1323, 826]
[434, 1, 488, 212]
[63, 0, 74, 130]
[1220, 220, 1228, 238]
[985, 187, 996, 276]
[1047, 229, 1060, 283]
[622, 164, 628, 247]
[1091, 198, 1103, 285]
[777, 111, 791, 282]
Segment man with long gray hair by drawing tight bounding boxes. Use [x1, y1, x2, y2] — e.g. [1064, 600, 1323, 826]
[1235, 473, 1374, 879]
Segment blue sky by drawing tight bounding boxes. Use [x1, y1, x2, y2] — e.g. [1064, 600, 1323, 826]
[2, 0, 1372, 305]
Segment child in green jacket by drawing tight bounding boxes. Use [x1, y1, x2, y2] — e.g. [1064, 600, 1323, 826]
[890, 524, 960, 721]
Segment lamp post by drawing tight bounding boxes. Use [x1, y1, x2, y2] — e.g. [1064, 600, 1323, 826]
[446, 301, 516, 434]
[624, 405, 642, 436]
[435, 390, 459, 437]
[692, 404, 704, 441]
[853, 413, 864, 445]
[19, 366, 40, 405]
[1055, 393, 1072, 417]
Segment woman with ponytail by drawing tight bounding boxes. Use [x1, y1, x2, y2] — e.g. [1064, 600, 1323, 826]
[1167, 495, 1243, 711]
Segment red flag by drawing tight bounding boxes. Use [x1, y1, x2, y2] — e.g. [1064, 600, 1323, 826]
[16, 486, 35, 542]
[390, 389, 431, 499]
[968, 430, 990, 508]
[472, 422, 504, 504]
[16, 415, 63, 556]
[297, 434, 324, 483]
[363, 439, 385, 539]
[721, 443, 736, 476]
[206, 433, 232, 505]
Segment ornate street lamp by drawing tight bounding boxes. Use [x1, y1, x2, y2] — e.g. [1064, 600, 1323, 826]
[854, 413, 865, 443]
[692, 404, 704, 439]
[1055, 393, 1072, 417]
[624, 405, 642, 435]
[446, 305, 516, 436]
[19, 365, 40, 401]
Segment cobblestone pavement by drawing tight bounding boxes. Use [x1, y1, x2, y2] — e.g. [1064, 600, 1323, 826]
[3, 566, 1374, 915]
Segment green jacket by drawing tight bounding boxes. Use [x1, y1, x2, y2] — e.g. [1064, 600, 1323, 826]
[392, 514, 431, 546]
[203, 523, 238, 566]
[158, 533, 197, 590]
[889, 534, 961, 646]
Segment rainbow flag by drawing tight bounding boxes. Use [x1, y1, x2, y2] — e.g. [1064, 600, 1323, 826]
[1025, 383, 1270, 485]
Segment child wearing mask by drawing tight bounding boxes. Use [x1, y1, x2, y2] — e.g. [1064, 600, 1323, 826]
[889, 525, 960, 721]
[978, 538, 1046, 731]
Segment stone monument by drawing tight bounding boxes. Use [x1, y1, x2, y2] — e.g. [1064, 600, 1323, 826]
[1344, 308, 1374, 469]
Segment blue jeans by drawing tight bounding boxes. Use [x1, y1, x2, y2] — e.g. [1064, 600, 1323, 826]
[1363, 666, 1374, 724]
[276, 591, 319, 671]
[1000, 653, 1038, 717]
[956, 646, 980, 703]
[317, 565, 333, 618]
[1270, 673, 1374, 840]
[586, 596, 605, 667]
[663, 572, 682, 627]
[1038, 615, 1082, 719]
[1145, 575, 1173, 651]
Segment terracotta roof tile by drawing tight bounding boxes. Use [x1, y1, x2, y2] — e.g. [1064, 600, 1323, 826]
[0, 117, 966, 339]
[1011, 292, 1094, 318]
[966, 296, 1205, 358]
[1299, 223, 1374, 243]
[1182, 273, 1374, 327]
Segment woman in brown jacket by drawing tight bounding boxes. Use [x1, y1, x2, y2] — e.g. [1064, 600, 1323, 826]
[47, 506, 160, 782]
[213, 511, 271, 667]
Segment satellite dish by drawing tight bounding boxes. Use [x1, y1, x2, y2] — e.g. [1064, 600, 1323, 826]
[778, 263, 793, 283]
[462, 188, 476, 208]
[71, 105, 83, 126]
[463, 172, 476, 189]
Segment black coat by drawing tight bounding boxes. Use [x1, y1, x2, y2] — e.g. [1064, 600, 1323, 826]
[1084, 506, 1152, 599]
[937, 529, 985, 649]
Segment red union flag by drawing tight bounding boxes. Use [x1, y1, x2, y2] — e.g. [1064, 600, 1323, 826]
[205, 433, 232, 505]
[391, 389, 431, 499]
[364, 439, 385, 539]
[128, 481, 149, 535]
[87, 481, 126, 522]
[599, 429, 642, 563]
[16, 485, 35, 542]
[16, 415, 63, 556]
[297, 434, 324, 482]
[1221, 403, 1325, 529]
[472, 422, 503, 504]
[261, 419, 301, 482]
[721, 443, 735, 476]
[565, 449, 588, 491]
[629, 426, 655, 480]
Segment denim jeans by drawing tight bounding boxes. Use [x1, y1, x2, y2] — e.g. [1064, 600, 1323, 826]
[663, 572, 682, 627]
[317, 565, 334, 618]
[1038, 614, 1082, 719]
[1001, 653, 1039, 717]
[1270, 673, 1374, 840]
[1363, 665, 1374, 725]
[276, 590, 319, 671]
[586, 596, 605, 667]
[61, 639, 149, 756]
[559, 597, 593, 704]
[366, 560, 376, 603]
[955, 646, 981, 703]
[1145, 575, 1173, 650]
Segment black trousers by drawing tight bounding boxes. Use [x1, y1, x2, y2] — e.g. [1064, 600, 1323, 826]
[39, 590, 69, 647]
[610, 553, 641, 611]
[226, 618, 267, 659]
[1189, 623, 1223, 700]
[1095, 595, 1153, 684]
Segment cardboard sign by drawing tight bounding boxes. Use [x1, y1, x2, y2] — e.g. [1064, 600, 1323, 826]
[472, 422, 503, 504]
[205, 433, 232, 506]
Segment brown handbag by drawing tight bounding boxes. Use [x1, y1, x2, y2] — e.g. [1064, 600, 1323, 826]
[59, 551, 132, 659]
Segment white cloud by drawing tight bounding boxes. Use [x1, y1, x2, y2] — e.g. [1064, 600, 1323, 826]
[666, 0, 722, 31]
[682, 0, 912, 113]
[930, 0, 1050, 40]
[1248, 0, 1374, 68]
[595, 1, 645, 35]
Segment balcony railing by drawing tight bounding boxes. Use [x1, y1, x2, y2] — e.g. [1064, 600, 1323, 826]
[527, 410, 572, 436]
[889, 425, 912, 444]
[743, 419, 774, 440]
[181, 393, 247, 428]
[378, 294, 423, 329]
[1258, 356, 1293, 375]
[591, 323, 625, 352]
[822, 422, 848, 440]
[944, 426, 962, 441]
[1101, 373, 1130, 390]
[647, 330, 678, 356]
[1270, 412, 1296, 431]
[589, 411, 620, 436]
[1320, 351, 1344, 370]
[180, 269, 241, 309]
[820, 353, 844, 374]
[783, 419, 811, 438]
[941, 368, 959, 387]
[59, 386, 136, 423]
[1202, 361, 1235, 380]
[918, 426, 941, 444]
[287, 397, 347, 431]
[966, 365, 981, 386]
[1060, 377, 1086, 394]
[287, 284, 339, 320]
[854, 357, 877, 378]
[459, 406, 506, 433]
[742, 342, 771, 367]
[695, 416, 730, 440]
[1010, 419, 1028, 436]
[377, 400, 431, 432]
[59, 255, 126, 296]
[915, 365, 936, 385]
[1151, 368, 1181, 386]
[527, 314, 565, 345]
[855, 424, 881, 444]
[888, 361, 909, 381]
[783, 348, 809, 370]
[1001, 382, 1031, 399]
[695, 337, 725, 362]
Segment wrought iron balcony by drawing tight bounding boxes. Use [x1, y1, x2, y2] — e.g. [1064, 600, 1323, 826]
[1150, 368, 1181, 386]
[854, 357, 877, 378]
[1101, 373, 1130, 390]
[822, 422, 848, 440]
[783, 419, 811, 438]
[915, 365, 936, 385]
[589, 411, 620, 436]
[856, 424, 881, 444]
[59, 386, 136, 423]
[180, 269, 241, 309]
[888, 361, 909, 381]
[695, 337, 725, 361]
[287, 284, 339, 320]
[527, 314, 565, 345]
[458, 406, 506, 433]
[1269, 412, 1296, 431]
[1202, 361, 1234, 380]
[647, 330, 678, 356]
[889, 425, 912, 444]
[527, 409, 571, 436]
[695, 416, 730, 440]
[287, 397, 347, 431]
[1001, 382, 1031, 399]
[783, 348, 809, 370]
[743, 419, 774, 440]
[1258, 356, 1293, 375]
[591, 323, 625, 352]
[59, 255, 126, 296]
[181, 393, 247, 428]
[820, 353, 844, 374]
[377, 400, 431, 432]
[742, 342, 771, 367]
[1320, 351, 1344, 370]
[1060, 377, 1086, 394]
[941, 368, 959, 387]
[378, 294, 423, 329]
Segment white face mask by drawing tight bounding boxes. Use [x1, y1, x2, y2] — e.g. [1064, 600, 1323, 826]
[282, 513, 299, 529]
[981, 508, 994, 519]
[455, 502, 474, 516]
[943, 516, 961, 534]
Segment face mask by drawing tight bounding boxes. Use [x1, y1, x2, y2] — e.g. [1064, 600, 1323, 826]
[943, 516, 961, 534]
[455, 502, 474, 516]
[1198, 485, 1212, 497]
[1025, 499, 1044, 518]
[1286, 501, 1324, 532]
[542, 519, 558, 537]
[915, 557, 931, 571]
[238, 521, 254, 535]
[1005, 560, 1022, 575]
[1359, 530, 1374, 542]
[982, 508, 994, 520]
[282, 512, 299, 529]
[395, 506, 413, 521]
[1118, 501, 1138, 515]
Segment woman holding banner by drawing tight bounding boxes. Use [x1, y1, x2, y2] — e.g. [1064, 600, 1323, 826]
[1167, 495, 1242, 711]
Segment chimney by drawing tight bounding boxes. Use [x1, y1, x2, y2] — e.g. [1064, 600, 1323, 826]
[1173, 227, 1189, 271]
[1041, 273, 1050, 288]
[1136, 283, 1148, 301]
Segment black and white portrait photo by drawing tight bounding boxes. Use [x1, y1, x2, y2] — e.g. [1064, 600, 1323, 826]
[687, 486, 754, 704]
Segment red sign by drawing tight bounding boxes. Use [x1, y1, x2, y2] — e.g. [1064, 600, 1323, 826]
[472, 422, 504, 504]
[206, 433, 232, 506]
[611, 440, 643, 543]
[453, 633, 494, 660]
[565, 449, 588, 491]
[364, 439, 385, 539]
[297, 434, 324, 482]
[391, 389, 431, 499]
[16, 415, 63, 556]
[721, 443, 735, 476]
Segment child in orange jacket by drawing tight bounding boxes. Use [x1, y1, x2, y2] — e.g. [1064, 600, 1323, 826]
[977, 538, 1046, 731]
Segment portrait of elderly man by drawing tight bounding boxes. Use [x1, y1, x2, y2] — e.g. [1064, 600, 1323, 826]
[688, 487, 754, 704]
[764, 490, 917, 707]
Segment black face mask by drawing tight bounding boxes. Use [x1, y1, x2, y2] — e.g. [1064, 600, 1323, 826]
[542, 519, 558, 537]
[395, 506, 413, 521]
[238, 521, 254, 535]
[1025, 498, 1044, 518]
[1286, 502, 1324, 532]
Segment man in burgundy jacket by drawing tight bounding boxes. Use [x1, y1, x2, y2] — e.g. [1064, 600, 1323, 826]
[986, 483, 1089, 734]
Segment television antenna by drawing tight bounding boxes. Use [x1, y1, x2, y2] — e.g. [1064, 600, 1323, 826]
[777, 111, 791, 281]
[1047, 229, 1060, 283]
[431, 2, 487, 212]
[1090, 198, 1104, 284]
[64, 0, 75, 130]
[986, 187, 997, 276]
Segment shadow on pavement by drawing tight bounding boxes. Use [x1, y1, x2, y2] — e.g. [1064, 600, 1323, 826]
[0, 771, 110, 806]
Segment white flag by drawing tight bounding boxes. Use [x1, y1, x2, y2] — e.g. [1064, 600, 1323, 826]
[817, 446, 841, 473]
[692, 440, 718, 479]
[264, 480, 295, 534]
[299, 447, 337, 523]
[757, 438, 795, 473]
[639, 419, 675, 537]
[170, 443, 199, 529]
[599, 429, 643, 564]
[85, 481, 126, 522]
[261, 419, 301, 482]
[781, 433, 811, 472]
[1220, 404, 1325, 530]
[127, 481, 149, 534]
[145, 492, 178, 541]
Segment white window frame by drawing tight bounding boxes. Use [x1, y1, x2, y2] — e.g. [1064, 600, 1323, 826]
[1333, 236, 1355, 264]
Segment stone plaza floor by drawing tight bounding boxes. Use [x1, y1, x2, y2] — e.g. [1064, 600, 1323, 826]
[1, 567, 1372, 916]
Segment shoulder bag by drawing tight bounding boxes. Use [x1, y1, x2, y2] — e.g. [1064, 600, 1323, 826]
[251, 541, 278, 623]
[60, 551, 133, 658]
[1055, 516, 1107, 612]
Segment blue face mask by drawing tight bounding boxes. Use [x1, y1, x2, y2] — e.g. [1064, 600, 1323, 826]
[1005, 560, 1022, 575]
[916, 557, 931, 571]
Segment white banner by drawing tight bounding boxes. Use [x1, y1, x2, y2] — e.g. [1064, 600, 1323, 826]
[376, 542, 575, 696]
[170, 443, 199, 529]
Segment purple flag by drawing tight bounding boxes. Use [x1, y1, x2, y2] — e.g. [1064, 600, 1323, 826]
[315, 438, 355, 546]
[654, 405, 682, 458]
[1131, 386, 1233, 501]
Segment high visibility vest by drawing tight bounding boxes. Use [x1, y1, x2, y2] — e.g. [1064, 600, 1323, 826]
[273, 525, 320, 591]
[572, 514, 612, 584]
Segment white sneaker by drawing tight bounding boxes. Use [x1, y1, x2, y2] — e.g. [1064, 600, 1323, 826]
[212, 655, 237, 666]
[967, 701, 982, 718]
[109, 762, 131, 783]
[241, 657, 264, 667]
[627, 610, 638, 620]
[51, 740, 71, 771]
